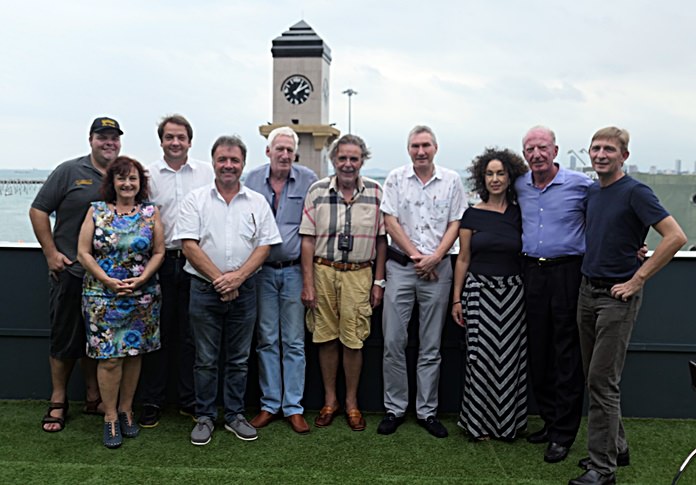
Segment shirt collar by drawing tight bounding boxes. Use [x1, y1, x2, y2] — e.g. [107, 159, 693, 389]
[209, 181, 249, 201]
[523, 163, 566, 187]
[154, 158, 198, 173]
[406, 163, 442, 183]
[329, 175, 365, 194]
[263, 164, 296, 183]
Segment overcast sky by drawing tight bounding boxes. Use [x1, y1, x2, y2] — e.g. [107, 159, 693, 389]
[2, 0, 695, 173]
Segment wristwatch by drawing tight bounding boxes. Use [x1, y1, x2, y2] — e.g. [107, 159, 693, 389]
[373, 279, 386, 288]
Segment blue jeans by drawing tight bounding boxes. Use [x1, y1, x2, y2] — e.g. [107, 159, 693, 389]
[255, 265, 305, 415]
[189, 275, 257, 423]
[577, 278, 642, 475]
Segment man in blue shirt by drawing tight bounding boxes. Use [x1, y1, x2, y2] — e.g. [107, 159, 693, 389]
[515, 126, 592, 463]
[569, 127, 685, 485]
[245, 127, 317, 434]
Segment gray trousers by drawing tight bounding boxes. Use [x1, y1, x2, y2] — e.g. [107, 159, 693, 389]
[577, 278, 642, 475]
[382, 259, 452, 419]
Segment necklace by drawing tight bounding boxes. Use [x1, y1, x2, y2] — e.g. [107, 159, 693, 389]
[114, 204, 138, 216]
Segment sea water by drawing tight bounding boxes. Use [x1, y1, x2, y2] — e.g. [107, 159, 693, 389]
[0, 169, 50, 243]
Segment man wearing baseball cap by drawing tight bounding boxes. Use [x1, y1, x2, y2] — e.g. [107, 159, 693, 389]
[30, 116, 123, 432]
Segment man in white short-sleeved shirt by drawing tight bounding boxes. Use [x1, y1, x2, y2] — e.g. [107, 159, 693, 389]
[378, 125, 466, 438]
[174, 135, 281, 446]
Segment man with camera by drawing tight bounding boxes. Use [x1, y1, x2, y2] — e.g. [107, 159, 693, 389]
[300, 134, 386, 432]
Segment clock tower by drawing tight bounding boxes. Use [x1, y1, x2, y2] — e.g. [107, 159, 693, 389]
[259, 20, 340, 177]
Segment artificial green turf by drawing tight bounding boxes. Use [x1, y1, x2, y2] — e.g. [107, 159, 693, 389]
[2, 400, 696, 484]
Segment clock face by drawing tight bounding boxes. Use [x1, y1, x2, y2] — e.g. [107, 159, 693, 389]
[282, 75, 312, 105]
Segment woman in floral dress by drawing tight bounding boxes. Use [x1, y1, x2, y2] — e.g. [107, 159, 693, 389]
[78, 156, 164, 448]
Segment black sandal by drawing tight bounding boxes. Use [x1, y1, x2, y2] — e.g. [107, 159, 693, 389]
[41, 401, 69, 432]
[83, 397, 104, 415]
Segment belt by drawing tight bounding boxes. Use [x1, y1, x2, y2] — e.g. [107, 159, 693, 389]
[313, 257, 371, 272]
[523, 254, 582, 266]
[583, 275, 629, 289]
[263, 258, 301, 269]
[190, 274, 212, 285]
[166, 249, 185, 259]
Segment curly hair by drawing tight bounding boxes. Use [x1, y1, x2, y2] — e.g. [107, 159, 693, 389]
[329, 134, 371, 161]
[100, 156, 149, 203]
[468, 148, 528, 203]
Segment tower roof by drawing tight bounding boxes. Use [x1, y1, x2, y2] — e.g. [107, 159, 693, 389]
[271, 20, 332, 63]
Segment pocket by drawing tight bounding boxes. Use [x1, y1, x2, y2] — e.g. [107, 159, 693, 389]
[433, 199, 450, 222]
[286, 196, 304, 222]
[191, 278, 215, 294]
[356, 302, 373, 341]
[306, 308, 316, 333]
[239, 214, 258, 242]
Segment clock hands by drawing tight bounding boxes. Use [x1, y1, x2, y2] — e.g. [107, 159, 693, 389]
[293, 80, 309, 96]
[282, 75, 311, 104]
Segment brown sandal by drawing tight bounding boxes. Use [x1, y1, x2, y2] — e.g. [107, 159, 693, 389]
[41, 401, 69, 432]
[83, 397, 104, 415]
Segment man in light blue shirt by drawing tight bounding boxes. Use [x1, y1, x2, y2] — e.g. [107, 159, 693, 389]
[515, 126, 592, 464]
[244, 127, 317, 434]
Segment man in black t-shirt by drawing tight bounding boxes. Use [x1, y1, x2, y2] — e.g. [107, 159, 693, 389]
[30, 117, 123, 432]
[569, 127, 686, 485]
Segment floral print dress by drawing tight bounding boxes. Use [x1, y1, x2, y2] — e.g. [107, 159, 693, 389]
[82, 201, 161, 359]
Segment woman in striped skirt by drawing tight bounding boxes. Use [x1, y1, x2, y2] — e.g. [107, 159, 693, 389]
[452, 148, 529, 441]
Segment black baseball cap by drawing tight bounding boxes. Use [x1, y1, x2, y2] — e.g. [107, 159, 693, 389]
[90, 117, 123, 135]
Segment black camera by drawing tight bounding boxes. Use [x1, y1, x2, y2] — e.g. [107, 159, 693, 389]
[337, 233, 354, 251]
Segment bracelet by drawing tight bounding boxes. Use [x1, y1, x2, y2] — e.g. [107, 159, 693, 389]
[452, 300, 462, 307]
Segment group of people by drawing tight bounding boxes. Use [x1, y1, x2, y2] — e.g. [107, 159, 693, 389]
[31, 116, 686, 485]
[449, 126, 685, 485]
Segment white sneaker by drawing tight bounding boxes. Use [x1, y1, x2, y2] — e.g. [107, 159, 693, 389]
[191, 417, 214, 446]
[224, 414, 258, 441]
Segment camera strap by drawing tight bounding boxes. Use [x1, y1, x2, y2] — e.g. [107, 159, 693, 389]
[342, 204, 352, 262]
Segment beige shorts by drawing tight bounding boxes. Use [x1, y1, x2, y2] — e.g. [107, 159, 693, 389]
[306, 263, 373, 349]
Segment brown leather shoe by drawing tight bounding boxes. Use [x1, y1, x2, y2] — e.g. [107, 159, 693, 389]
[346, 409, 366, 431]
[314, 405, 340, 428]
[287, 414, 310, 434]
[250, 410, 278, 429]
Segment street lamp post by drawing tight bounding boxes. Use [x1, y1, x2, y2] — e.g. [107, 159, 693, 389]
[342, 88, 358, 133]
